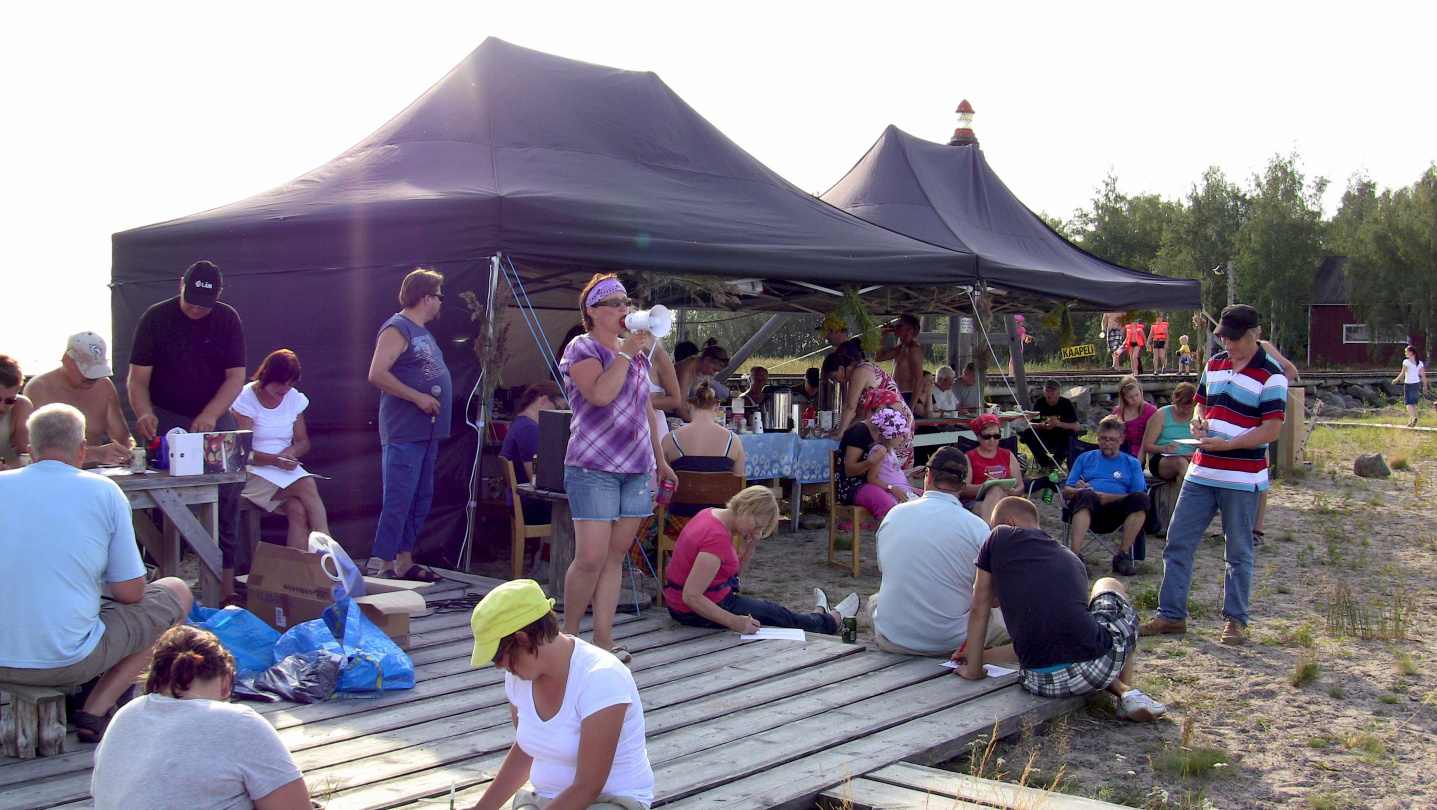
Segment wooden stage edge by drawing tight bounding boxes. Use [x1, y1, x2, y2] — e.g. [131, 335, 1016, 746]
[1, 571, 1090, 810]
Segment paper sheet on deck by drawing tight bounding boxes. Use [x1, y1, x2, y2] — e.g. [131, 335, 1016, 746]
[739, 628, 806, 641]
[942, 660, 1018, 678]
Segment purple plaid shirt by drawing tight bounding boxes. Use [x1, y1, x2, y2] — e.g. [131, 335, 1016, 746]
[560, 335, 655, 474]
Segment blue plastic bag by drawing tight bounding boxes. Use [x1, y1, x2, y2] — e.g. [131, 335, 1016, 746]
[271, 598, 414, 697]
[188, 605, 282, 679]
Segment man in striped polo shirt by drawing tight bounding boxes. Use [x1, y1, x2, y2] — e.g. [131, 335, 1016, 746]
[1141, 305, 1288, 645]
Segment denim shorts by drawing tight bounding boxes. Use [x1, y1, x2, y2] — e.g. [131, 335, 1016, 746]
[565, 466, 654, 521]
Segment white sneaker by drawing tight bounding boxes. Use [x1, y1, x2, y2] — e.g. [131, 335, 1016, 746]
[814, 587, 830, 613]
[833, 592, 861, 621]
[1117, 690, 1166, 722]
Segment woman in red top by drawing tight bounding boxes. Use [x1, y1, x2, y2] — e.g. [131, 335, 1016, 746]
[1111, 375, 1157, 466]
[1148, 316, 1170, 374]
[959, 414, 1023, 523]
[664, 487, 856, 634]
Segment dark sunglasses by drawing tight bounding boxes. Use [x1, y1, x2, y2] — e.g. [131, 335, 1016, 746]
[430, 293, 445, 302]
[1, 396, 17, 405]
[980, 432, 1001, 440]
[591, 297, 633, 309]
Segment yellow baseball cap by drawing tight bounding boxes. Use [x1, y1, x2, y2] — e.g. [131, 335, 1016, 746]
[469, 579, 556, 667]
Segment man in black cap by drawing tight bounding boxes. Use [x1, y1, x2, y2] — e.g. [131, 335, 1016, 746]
[1141, 304, 1287, 646]
[1020, 379, 1081, 470]
[128, 261, 247, 603]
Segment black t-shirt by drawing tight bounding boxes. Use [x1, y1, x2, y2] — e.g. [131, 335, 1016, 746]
[975, 526, 1111, 668]
[1032, 395, 1078, 432]
[836, 421, 876, 504]
[130, 297, 246, 419]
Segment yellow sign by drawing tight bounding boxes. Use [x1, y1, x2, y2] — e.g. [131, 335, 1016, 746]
[1060, 343, 1097, 361]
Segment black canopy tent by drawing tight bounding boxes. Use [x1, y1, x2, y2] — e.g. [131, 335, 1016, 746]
[821, 125, 1202, 313]
[110, 39, 978, 563]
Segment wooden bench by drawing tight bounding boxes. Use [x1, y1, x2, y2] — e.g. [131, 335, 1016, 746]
[0, 683, 69, 759]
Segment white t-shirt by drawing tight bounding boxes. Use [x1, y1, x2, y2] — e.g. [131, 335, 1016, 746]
[505, 638, 653, 804]
[0, 461, 144, 668]
[1403, 358, 1425, 384]
[92, 693, 303, 810]
[931, 386, 960, 412]
[872, 490, 992, 653]
[231, 384, 310, 455]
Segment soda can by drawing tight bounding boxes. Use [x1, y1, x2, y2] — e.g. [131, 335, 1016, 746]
[842, 617, 858, 644]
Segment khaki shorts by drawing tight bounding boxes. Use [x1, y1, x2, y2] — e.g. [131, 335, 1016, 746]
[868, 592, 1010, 657]
[0, 583, 186, 687]
[512, 788, 649, 810]
[241, 473, 285, 512]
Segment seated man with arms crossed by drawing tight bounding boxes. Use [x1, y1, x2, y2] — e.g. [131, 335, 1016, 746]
[1063, 415, 1149, 576]
[0, 404, 192, 743]
[956, 497, 1165, 722]
[869, 447, 1009, 656]
[23, 332, 134, 467]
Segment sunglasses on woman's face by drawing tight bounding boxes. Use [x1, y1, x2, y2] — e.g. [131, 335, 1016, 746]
[1, 396, 17, 406]
[980, 432, 1001, 440]
[591, 297, 633, 309]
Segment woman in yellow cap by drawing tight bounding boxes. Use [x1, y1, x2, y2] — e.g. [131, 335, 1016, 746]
[470, 580, 654, 810]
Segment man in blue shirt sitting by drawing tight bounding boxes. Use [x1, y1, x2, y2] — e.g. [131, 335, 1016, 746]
[1063, 415, 1149, 576]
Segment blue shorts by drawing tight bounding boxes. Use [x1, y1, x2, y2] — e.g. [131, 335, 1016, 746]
[564, 466, 654, 521]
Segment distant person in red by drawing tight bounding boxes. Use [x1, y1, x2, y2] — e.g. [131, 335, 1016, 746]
[1149, 315, 1170, 374]
[1123, 319, 1146, 375]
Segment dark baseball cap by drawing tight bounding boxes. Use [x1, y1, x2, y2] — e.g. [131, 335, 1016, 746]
[1214, 304, 1260, 339]
[182, 261, 223, 308]
[928, 446, 969, 478]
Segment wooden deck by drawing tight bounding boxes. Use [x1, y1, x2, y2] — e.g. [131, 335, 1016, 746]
[1, 573, 1084, 810]
[821, 762, 1126, 810]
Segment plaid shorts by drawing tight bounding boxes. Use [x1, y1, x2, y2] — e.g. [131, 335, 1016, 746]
[1020, 591, 1137, 698]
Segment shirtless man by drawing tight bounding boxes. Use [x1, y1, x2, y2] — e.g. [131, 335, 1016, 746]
[23, 332, 133, 467]
[876, 314, 923, 404]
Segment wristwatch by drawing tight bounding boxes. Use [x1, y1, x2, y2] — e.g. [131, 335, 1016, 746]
[885, 483, 894, 492]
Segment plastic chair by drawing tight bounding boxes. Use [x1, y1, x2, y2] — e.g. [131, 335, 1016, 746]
[653, 470, 746, 588]
[827, 450, 868, 577]
[501, 458, 552, 581]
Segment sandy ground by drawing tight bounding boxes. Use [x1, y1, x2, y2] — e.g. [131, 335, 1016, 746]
[463, 410, 1435, 809]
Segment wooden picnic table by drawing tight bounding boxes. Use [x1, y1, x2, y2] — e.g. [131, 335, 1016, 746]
[515, 483, 575, 605]
[104, 468, 247, 608]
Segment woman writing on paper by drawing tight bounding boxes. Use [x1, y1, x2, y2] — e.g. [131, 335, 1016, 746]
[1141, 382, 1197, 483]
[665, 486, 857, 635]
[231, 349, 329, 549]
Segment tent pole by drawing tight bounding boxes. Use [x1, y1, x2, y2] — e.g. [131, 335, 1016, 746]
[716, 314, 791, 383]
[1004, 314, 1030, 409]
[947, 316, 960, 370]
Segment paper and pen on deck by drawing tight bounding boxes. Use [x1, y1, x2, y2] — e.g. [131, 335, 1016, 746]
[942, 660, 1019, 678]
[739, 627, 807, 641]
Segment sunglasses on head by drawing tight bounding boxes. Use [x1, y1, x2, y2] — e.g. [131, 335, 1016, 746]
[980, 432, 1001, 440]
[591, 297, 632, 309]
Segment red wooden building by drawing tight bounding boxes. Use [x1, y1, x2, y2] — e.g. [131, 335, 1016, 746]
[1308, 256, 1421, 368]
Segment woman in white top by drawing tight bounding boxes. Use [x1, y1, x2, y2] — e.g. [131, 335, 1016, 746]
[91, 625, 312, 810]
[471, 580, 654, 810]
[1393, 344, 1428, 427]
[231, 349, 328, 548]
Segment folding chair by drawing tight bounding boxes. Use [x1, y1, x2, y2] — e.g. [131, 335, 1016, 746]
[501, 458, 551, 581]
[1060, 435, 1147, 564]
[653, 470, 746, 588]
[827, 450, 868, 577]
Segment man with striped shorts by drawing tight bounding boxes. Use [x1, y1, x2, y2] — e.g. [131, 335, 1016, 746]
[1141, 304, 1288, 645]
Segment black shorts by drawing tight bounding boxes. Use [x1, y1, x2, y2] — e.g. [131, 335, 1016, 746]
[1066, 489, 1150, 534]
[1151, 339, 1166, 350]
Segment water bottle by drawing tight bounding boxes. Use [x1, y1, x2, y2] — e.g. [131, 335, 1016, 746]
[1042, 469, 1061, 504]
[655, 477, 677, 506]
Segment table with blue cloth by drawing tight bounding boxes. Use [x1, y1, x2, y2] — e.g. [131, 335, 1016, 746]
[737, 432, 839, 531]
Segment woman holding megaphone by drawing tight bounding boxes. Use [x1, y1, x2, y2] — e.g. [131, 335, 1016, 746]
[558, 274, 675, 663]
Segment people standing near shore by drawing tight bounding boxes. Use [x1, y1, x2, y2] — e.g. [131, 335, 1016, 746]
[1149, 315, 1170, 374]
[1123, 318, 1147, 375]
[1394, 345, 1428, 427]
[367, 267, 451, 582]
[559, 274, 674, 664]
[23, 333, 133, 467]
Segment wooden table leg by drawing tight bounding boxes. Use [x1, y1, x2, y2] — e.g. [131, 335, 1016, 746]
[548, 500, 574, 607]
[199, 498, 221, 607]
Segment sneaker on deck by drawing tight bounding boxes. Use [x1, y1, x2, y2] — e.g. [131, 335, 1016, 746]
[833, 592, 861, 621]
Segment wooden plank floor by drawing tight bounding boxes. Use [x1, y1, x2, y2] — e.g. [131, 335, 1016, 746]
[821, 762, 1127, 809]
[1, 573, 1084, 810]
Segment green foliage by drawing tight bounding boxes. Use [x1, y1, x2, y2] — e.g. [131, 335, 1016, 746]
[1290, 651, 1321, 687]
[1153, 746, 1233, 777]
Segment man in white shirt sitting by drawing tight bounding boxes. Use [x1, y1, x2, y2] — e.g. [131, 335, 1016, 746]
[868, 447, 1009, 656]
[0, 404, 192, 743]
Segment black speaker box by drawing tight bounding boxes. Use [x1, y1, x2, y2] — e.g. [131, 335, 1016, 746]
[535, 409, 572, 492]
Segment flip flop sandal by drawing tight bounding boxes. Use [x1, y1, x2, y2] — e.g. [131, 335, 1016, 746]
[398, 565, 443, 583]
[609, 645, 632, 664]
[74, 709, 110, 744]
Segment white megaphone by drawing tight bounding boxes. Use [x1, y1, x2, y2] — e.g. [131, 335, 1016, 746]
[624, 304, 673, 338]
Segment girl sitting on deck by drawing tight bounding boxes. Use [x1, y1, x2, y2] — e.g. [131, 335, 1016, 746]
[469, 580, 654, 810]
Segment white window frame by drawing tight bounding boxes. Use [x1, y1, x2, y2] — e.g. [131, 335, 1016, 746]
[1342, 323, 1407, 344]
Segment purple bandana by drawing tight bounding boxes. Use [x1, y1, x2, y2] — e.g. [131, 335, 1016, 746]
[585, 278, 627, 307]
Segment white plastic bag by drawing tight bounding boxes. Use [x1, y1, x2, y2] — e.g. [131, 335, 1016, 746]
[309, 532, 366, 601]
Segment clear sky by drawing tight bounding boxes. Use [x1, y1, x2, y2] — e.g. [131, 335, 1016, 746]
[3, 1, 1433, 373]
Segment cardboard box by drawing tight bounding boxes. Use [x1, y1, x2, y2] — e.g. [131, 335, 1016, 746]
[168, 429, 253, 476]
[244, 543, 428, 649]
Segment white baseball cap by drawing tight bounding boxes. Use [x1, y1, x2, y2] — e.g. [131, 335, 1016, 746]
[65, 332, 112, 379]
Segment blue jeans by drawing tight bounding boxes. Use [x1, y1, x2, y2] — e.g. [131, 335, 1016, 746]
[1157, 478, 1261, 625]
[669, 591, 839, 634]
[373, 439, 438, 561]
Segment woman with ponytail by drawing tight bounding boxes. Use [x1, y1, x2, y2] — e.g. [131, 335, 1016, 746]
[91, 625, 313, 810]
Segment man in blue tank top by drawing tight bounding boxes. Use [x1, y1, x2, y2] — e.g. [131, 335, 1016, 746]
[367, 268, 452, 581]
